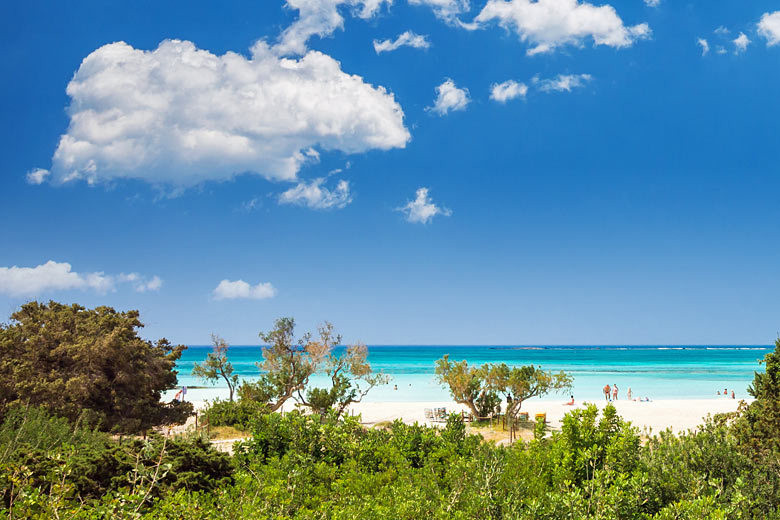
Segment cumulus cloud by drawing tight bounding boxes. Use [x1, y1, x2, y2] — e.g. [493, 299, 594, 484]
[278, 177, 352, 209]
[0, 261, 160, 297]
[429, 79, 470, 115]
[758, 11, 780, 46]
[643, 0, 660, 6]
[276, 0, 391, 55]
[408, 0, 471, 22]
[36, 39, 409, 188]
[25, 168, 51, 185]
[490, 80, 528, 102]
[697, 38, 710, 55]
[733, 32, 750, 53]
[397, 187, 451, 224]
[472, 0, 650, 55]
[534, 73, 592, 92]
[373, 31, 431, 53]
[213, 279, 277, 300]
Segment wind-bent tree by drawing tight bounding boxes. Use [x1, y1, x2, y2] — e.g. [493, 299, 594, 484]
[434, 355, 486, 418]
[238, 319, 387, 415]
[302, 333, 390, 417]
[436, 356, 572, 419]
[0, 301, 192, 433]
[239, 317, 329, 412]
[192, 334, 239, 401]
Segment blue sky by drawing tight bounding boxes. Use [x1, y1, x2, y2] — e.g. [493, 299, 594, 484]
[1, 0, 780, 345]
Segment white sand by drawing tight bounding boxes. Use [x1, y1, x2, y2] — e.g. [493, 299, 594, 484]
[343, 398, 747, 434]
[185, 398, 747, 435]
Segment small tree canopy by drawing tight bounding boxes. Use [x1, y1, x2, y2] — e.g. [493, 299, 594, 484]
[302, 328, 390, 417]
[436, 356, 572, 419]
[192, 334, 239, 401]
[0, 301, 192, 433]
[250, 317, 330, 412]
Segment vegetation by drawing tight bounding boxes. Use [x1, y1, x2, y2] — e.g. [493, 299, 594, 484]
[233, 318, 388, 418]
[435, 355, 572, 420]
[3, 302, 780, 518]
[192, 334, 239, 401]
[0, 301, 191, 433]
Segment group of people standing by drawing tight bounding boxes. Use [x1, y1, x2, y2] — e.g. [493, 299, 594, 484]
[603, 383, 632, 402]
[718, 388, 736, 399]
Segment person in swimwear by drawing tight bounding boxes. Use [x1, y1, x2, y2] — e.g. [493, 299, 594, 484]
[564, 395, 575, 406]
[612, 384, 619, 401]
[603, 384, 611, 402]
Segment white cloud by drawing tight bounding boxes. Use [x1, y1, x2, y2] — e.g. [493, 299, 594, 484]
[472, 0, 650, 55]
[429, 79, 470, 115]
[39, 39, 408, 188]
[715, 46, 727, 55]
[373, 31, 431, 53]
[534, 73, 592, 92]
[213, 279, 276, 300]
[490, 80, 528, 102]
[25, 168, 50, 185]
[714, 26, 729, 36]
[408, 0, 470, 22]
[733, 32, 750, 53]
[643, 0, 660, 6]
[0, 261, 160, 297]
[697, 38, 709, 56]
[397, 187, 451, 224]
[278, 177, 352, 209]
[758, 11, 780, 46]
[123, 274, 162, 292]
[276, 0, 391, 55]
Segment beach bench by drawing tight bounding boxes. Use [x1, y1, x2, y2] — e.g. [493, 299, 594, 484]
[535, 413, 547, 423]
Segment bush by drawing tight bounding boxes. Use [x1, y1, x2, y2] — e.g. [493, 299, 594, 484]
[203, 398, 267, 431]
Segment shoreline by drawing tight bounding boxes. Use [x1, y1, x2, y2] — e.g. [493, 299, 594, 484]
[186, 398, 747, 434]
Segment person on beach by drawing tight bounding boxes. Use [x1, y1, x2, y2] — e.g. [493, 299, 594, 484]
[603, 384, 611, 402]
[564, 395, 575, 406]
[613, 384, 619, 401]
[627, 387, 632, 400]
[731, 390, 735, 399]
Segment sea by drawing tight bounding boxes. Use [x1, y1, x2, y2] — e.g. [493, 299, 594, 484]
[166, 345, 773, 403]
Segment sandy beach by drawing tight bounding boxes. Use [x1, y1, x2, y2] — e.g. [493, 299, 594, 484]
[190, 398, 747, 435]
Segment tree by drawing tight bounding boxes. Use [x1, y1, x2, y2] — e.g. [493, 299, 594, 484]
[192, 334, 239, 401]
[0, 301, 192, 433]
[734, 337, 780, 457]
[301, 330, 390, 417]
[485, 363, 572, 420]
[243, 317, 329, 412]
[434, 355, 486, 418]
[435, 356, 572, 420]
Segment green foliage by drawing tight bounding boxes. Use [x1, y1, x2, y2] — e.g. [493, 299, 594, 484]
[435, 356, 572, 419]
[203, 398, 267, 431]
[475, 390, 502, 418]
[734, 337, 780, 457]
[7, 319, 780, 519]
[0, 301, 192, 433]
[0, 406, 233, 517]
[303, 340, 390, 417]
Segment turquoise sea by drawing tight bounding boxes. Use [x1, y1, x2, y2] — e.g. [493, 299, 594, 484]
[167, 345, 772, 403]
